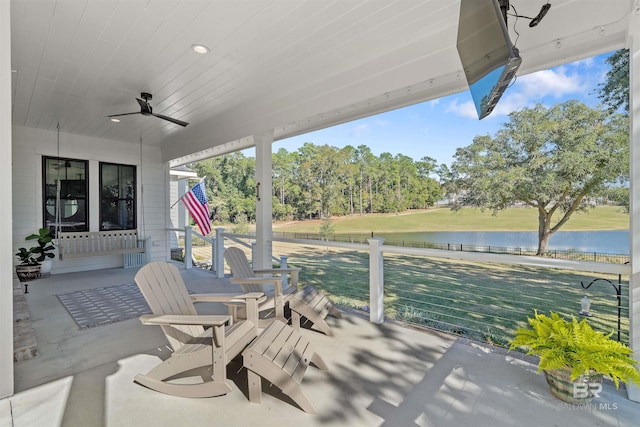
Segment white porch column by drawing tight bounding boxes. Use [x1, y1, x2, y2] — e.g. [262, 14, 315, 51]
[628, 7, 640, 403]
[254, 132, 274, 269]
[368, 237, 385, 324]
[0, 0, 13, 399]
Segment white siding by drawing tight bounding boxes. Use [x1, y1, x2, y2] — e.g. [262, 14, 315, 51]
[12, 126, 169, 274]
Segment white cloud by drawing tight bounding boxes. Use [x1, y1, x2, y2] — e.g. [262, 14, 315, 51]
[572, 57, 595, 69]
[446, 98, 478, 119]
[351, 123, 370, 136]
[489, 92, 528, 117]
[446, 67, 589, 120]
[426, 98, 441, 108]
[516, 68, 585, 99]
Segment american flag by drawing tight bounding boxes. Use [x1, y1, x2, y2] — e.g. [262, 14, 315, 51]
[181, 180, 211, 236]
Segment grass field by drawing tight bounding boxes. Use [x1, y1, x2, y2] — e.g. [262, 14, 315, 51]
[269, 241, 628, 348]
[271, 206, 629, 234]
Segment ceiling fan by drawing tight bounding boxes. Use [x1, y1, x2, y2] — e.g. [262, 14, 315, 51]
[107, 92, 189, 127]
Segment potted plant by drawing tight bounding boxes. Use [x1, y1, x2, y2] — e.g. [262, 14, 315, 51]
[15, 247, 41, 282]
[509, 311, 640, 404]
[26, 227, 55, 276]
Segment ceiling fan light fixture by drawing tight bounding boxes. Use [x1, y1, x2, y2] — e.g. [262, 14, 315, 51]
[191, 44, 210, 54]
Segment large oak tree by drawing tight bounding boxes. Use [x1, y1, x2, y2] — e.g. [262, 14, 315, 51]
[451, 101, 628, 254]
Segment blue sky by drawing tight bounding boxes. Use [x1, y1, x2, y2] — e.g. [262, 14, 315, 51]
[273, 51, 614, 167]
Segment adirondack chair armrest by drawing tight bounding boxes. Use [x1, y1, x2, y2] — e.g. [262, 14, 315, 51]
[253, 267, 301, 274]
[253, 268, 300, 287]
[139, 313, 230, 327]
[229, 277, 284, 296]
[229, 277, 280, 286]
[192, 292, 264, 328]
[139, 314, 230, 348]
[191, 292, 266, 304]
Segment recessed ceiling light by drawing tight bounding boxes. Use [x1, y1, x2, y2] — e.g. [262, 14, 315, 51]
[191, 44, 210, 54]
[110, 118, 121, 123]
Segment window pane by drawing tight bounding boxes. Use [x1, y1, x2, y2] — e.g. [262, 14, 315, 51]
[100, 163, 136, 230]
[43, 157, 88, 236]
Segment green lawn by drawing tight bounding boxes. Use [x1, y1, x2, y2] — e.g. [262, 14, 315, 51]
[272, 206, 628, 234]
[271, 242, 628, 348]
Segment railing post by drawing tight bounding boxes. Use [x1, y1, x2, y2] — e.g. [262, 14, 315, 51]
[251, 242, 257, 269]
[211, 237, 216, 274]
[215, 227, 225, 279]
[184, 226, 193, 269]
[368, 237, 385, 324]
[280, 255, 289, 288]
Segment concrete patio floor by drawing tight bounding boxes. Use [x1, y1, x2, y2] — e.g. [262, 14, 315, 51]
[2, 263, 639, 427]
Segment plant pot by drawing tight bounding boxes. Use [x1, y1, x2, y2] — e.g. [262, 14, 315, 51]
[40, 260, 53, 277]
[170, 247, 184, 261]
[544, 368, 603, 404]
[16, 265, 41, 282]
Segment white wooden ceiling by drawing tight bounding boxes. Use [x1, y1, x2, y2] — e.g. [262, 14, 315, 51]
[10, 0, 636, 164]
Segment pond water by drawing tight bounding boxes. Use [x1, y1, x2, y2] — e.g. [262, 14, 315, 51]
[375, 230, 630, 255]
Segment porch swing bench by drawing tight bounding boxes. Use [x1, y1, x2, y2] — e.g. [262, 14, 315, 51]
[58, 230, 147, 265]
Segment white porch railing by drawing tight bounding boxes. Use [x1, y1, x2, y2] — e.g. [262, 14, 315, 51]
[173, 227, 290, 285]
[176, 227, 631, 326]
[169, 226, 215, 270]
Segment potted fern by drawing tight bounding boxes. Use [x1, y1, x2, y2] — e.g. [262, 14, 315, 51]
[509, 311, 640, 404]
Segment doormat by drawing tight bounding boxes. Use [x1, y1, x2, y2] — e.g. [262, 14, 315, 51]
[56, 283, 150, 329]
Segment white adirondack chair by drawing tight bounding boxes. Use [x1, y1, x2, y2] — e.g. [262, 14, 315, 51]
[223, 247, 342, 336]
[135, 261, 327, 413]
[134, 261, 263, 398]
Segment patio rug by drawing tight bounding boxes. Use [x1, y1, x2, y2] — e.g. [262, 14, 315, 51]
[56, 283, 151, 329]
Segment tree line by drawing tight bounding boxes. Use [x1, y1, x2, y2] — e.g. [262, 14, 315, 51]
[190, 143, 443, 224]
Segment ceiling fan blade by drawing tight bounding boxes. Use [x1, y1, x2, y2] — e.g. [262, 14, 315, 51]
[106, 112, 141, 117]
[152, 113, 189, 127]
[108, 94, 188, 127]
